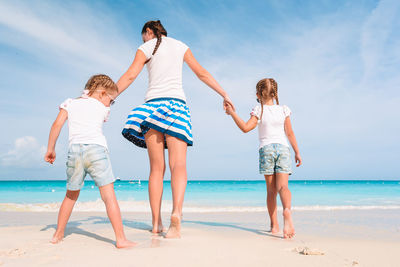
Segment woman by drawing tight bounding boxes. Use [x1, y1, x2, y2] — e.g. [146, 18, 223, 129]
[117, 20, 234, 238]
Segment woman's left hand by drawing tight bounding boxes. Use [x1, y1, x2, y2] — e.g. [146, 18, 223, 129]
[223, 96, 235, 112]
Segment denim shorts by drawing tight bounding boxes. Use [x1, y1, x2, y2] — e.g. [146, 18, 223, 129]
[66, 144, 115, 190]
[259, 143, 292, 175]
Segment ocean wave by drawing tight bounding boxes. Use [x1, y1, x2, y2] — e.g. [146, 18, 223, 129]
[1, 200, 400, 212]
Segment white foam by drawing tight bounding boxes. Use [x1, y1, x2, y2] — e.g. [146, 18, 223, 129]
[1, 200, 400, 212]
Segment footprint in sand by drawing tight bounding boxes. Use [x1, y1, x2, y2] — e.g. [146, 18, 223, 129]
[7, 248, 26, 257]
[293, 246, 325, 255]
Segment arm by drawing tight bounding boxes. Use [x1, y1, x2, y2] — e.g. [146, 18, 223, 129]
[44, 109, 68, 164]
[116, 50, 147, 96]
[184, 49, 235, 110]
[284, 117, 302, 167]
[225, 103, 258, 133]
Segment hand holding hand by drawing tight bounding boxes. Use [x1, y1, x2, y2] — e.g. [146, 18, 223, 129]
[224, 102, 234, 115]
[295, 153, 302, 167]
[45, 150, 56, 164]
[223, 95, 235, 113]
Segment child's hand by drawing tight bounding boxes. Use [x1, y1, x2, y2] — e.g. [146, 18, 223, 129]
[223, 96, 235, 112]
[45, 150, 56, 164]
[224, 102, 234, 115]
[295, 153, 302, 167]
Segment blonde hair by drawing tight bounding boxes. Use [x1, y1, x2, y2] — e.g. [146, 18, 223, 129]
[256, 78, 279, 119]
[84, 74, 118, 95]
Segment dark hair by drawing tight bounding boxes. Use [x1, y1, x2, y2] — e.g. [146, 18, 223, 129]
[141, 20, 167, 57]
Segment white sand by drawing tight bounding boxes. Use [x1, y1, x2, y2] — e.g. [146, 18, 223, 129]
[0, 210, 399, 267]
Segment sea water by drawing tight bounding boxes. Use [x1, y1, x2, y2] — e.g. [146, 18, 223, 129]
[0, 180, 399, 212]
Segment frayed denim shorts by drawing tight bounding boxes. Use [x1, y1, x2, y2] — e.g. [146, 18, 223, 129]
[259, 143, 292, 175]
[66, 144, 115, 190]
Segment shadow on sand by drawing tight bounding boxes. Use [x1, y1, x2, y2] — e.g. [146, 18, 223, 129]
[183, 220, 283, 239]
[40, 216, 153, 246]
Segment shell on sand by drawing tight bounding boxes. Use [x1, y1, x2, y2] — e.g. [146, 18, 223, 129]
[293, 246, 325, 255]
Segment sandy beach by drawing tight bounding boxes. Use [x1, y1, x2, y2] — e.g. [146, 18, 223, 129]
[0, 209, 399, 267]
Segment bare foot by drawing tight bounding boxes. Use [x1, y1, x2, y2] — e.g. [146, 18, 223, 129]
[151, 221, 166, 234]
[270, 223, 280, 234]
[50, 232, 64, 244]
[165, 214, 181, 239]
[283, 208, 295, 239]
[116, 239, 137, 249]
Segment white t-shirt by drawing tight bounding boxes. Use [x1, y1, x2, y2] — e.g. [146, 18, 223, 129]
[250, 104, 292, 148]
[60, 97, 110, 148]
[138, 36, 189, 102]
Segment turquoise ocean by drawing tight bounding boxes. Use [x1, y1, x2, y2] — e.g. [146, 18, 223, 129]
[0, 180, 399, 212]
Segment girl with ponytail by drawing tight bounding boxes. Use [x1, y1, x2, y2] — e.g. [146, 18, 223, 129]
[225, 78, 301, 239]
[116, 20, 234, 238]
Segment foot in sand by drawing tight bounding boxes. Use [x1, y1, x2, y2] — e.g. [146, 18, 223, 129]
[50, 232, 64, 244]
[283, 208, 295, 239]
[116, 239, 137, 249]
[165, 214, 181, 239]
[152, 220, 166, 234]
[270, 223, 280, 234]
[151, 217, 167, 234]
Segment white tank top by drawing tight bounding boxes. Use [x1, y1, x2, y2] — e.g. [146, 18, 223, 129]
[138, 36, 189, 102]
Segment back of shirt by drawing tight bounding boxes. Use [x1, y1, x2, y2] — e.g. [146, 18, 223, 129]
[251, 104, 292, 148]
[138, 36, 189, 102]
[60, 98, 110, 148]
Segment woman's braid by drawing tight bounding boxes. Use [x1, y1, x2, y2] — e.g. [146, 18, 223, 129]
[141, 20, 168, 59]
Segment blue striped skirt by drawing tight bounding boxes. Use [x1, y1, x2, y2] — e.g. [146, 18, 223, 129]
[122, 98, 193, 148]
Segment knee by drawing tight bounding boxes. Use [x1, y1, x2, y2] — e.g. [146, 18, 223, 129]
[169, 160, 186, 173]
[66, 190, 79, 201]
[267, 188, 277, 197]
[101, 193, 110, 204]
[150, 162, 166, 175]
[100, 191, 114, 204]
[277, 185, 289, 194]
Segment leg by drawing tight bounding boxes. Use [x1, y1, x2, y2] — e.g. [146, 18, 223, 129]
[99, 183, 136, 248]
[51, 190, 80, 243]
[264, 175, 279, 233]
[144, 129, 166, 233]
[165, 134, 187, 238]
[275, 173, 295, 239]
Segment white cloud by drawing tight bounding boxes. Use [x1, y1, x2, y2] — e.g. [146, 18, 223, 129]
[361, 0, 400, 82]
[0, 136, 47, 168]
[0, 0, 134, 73]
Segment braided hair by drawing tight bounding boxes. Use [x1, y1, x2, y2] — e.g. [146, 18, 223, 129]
[84, 74, 118, 96]
[141, 20, 167, 61]
[256, 78, 279, 119]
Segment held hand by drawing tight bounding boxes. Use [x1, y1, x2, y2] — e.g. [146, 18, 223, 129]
[44, 150, 56, 164]
[224, 102, 234, 115]
[223, 96, 235, 112]
[295, 153, 302, 167]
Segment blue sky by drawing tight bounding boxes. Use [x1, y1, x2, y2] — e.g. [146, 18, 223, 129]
[0, 0, 399, 180]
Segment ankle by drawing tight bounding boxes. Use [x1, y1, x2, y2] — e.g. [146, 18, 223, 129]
[116, 235, 127, 242]
[54, 229, 64, 236]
